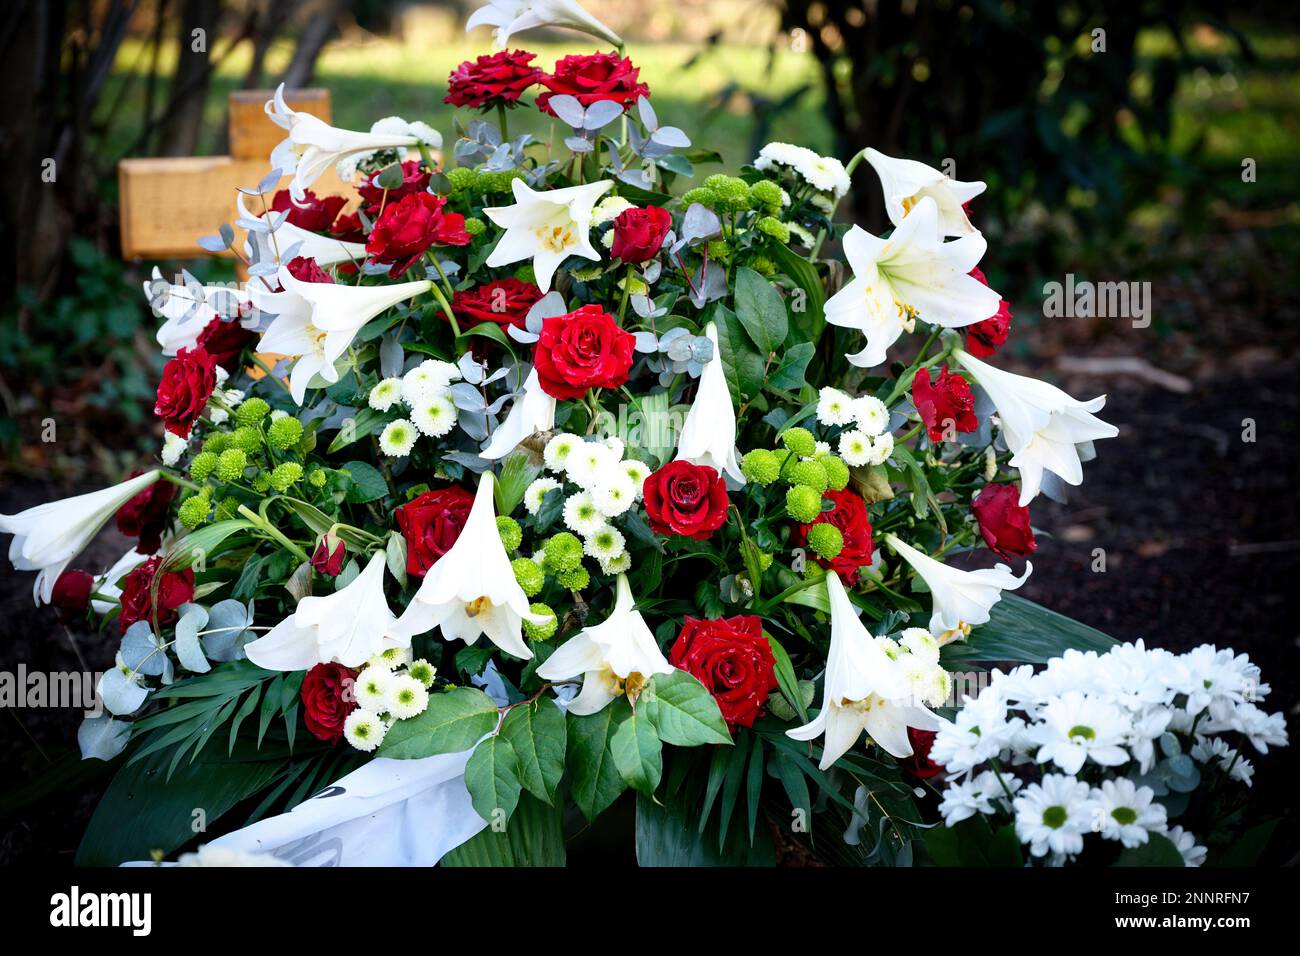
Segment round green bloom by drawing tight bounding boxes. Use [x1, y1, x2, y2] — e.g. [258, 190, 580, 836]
[681, 187, 717, 210]
[802, 561, 827, 581]
[266, 415, 303, 451]
[269, 461, 304, 491]
[780, 427, 816, 458]
[807, 523, 844, 560]
[497, 516, 522, 552]
[230, 425, 263, 454]
[785, 485, 822, 523]
[749, 255, 776, 276]
[213, 496, 241, 521]
[308, 467, 327, 488]
[251, 473, 271, 493]
[512, 557, 544, 597]
[445, 166, 477, 192]
[177, 493, 211, 530]
[821, 455, 850, 491]
[543, 532, 583, 573]
[756, 216, 790, 244]
[407, 659, 436, 687]
[705, 239, 733, 263]
[740, 448, 780, 486]
[749, 179, 783, 214]
[788, 458, 829, 493]
[202, 433, 230, 455]
[234, 397, 270, 426]
[703, 174, 750, 212]
[523, 603, 558, 641]
[556, 564, 590, 591]
[189, 451, 218, 482]
[214, 448, 248, 482]
[463, 217, 486, 236]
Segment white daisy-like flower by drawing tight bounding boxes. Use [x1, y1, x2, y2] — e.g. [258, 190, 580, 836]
[938, 769, 1019, 826]
[407, 658, 437, 687]
[368, 646, 410, 669]
[385, 674, 430, 719]
[161, 431, 188, 467]
[564, 441, 613, 488]
[369, 377, 403, 411]
[799, 153, 851, 197]
[817, 387, 854, 426]
[343, 708, 387, 752]
[598, 551, 632, 575]
[1093, 778, 1167, 849]
[899, 627, 941, 665]
[584, 524, 626, 563]
[411, 394, 457, 438]
[1190, 736, 1255, 786]
[592, 195, 635, 225]
[813, 440, 831, 458]
[621, 459, 651, 495]
[563, 492, 606, 536]
[401, 360, 458, 405]
[1028, 692, 1130, 775]
[754, 141, 810, 171]
[354, 666, 393, 712]
[1166, 825, 1207, 867]
[379, 419, 417, 457]
[593, 472, 636, 518]
[1013, 773, 1096, 860]
[838, 429, 872, 466]
[867, 432, 894, 466]
[524, 477, 561, 514]
[544, 433, 581, 472]
[852, 396, 889, 436]
[602, 435, 625, 458]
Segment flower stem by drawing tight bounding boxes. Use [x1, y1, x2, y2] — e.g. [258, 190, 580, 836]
[496, 102, 509, 141]
[617, 263, 635, 325]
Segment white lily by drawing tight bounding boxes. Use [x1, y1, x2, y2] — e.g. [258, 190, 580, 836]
[144, 267, 254, 356]
[674, 322, 744, 485]
[482, 178, 613, 293]
[245, 551, 408, 670]
[236, 192, 365, 268]
[1, 470, 162, 605]
[786, 574, 939, 768]
[862, 148, 985, 237]
[394, 472, 544, 660]
[249, 268, 430, 404]
[265, 85, 440, 201]
[536, 574, 674, 715]
[466, 0, 622, 49]
[885, 533, 1031, 639]
[824, 197, 1000, 369]
[481, 368, 556, 461]
[953, 348, 1119, 505]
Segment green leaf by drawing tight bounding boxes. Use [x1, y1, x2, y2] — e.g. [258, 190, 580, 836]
[610, 709, 663, 795]
[456, 320, 517, 362]
[566, 707, 627, 821]
[765, 632, 808, 724]
[162, 520, 252, 571]
[733, 266, 788, 354]
[340, 460, 389, 503]
[495, 450, 541, 517]
[923, 815, 1023, 867]
[770, 242, 825, 341]
[500, 700, 566, 805]
[640, 670, 731, 746]
[1114, 832, 1187, 867]
[943, 594, 1117, 665]
[712, 303, 765, 404]
[635, 791, 775, 866]
[769, 751, 812, 825]
[376, 687, 500, 759]
[327, 408, 387, 453]
[464, 735, 522, 824]
[1209, 819, 1278, 866]
[440, 792, 566, 866]
[768, 341, 814, 392]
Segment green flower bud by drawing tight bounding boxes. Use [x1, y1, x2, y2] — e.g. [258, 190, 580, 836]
[269, 461, 304, 491]
[740, 448, 780, 486]
[705, 239, 733, 263]
[234, 397, 270, 426]
[251, 473, 271, 493]
[177, 493, 211, 530]
[512, 557, 544, 597]
[266, 416, 303, 451]
[445, 166, 477, 192]
[780, 427, 816, 458]
[821, 455, 850, 491]
[756, 216, 790, 244]
[214, 496, 241, 520]
[230, 425, 263, 454]
[556, 564, 590, 591]
[189, 451, 218, 482]
[749, 179, 783, 214]
[523, 602, 558, 641]
[214, 448, 248, 482]
[463, 217, 486, 236]
[788, 458, 829, 493]
[681, 187, 717, 210]
[202, 433, 230, 455]
[785, 485, 822, 523]
[807, 522, 844, 559]
[703, 174, 750, 212]
[749, 255, 776, 276]
[542, 532, 583, 573]
[497, 516, 522, 552]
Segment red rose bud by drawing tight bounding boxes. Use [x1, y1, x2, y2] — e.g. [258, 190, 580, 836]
[301, 662, 358, 744]
[793, 489, 874, 586]
[449, 278, 543, 331]
[51, 569, 95, 614]
[446, 50, 543, 110]
[366, 192, 471, 279]
[669, 615, 778, 729]
[118, 557, 195, 633]
[912, 365, 978, 443]
[311, 531, 347, 577]
[643, 460, 729, 541]
[964, 267, 1012, 358]
[611, 205, 671, 264]
[196, 317, 257, 372]
[533, 304, 636, 400]
[536, 52, 650, 116]
[971, 483, 1036, 558]
[116, 473, 176, 554]
[154, 346, 218, 438]
[285, 255, 336, 284]
[357, 159, 432, 213]
[271, 188, 347, 233]
[903, 727, 944, 779]
[396, 486, 476, 577]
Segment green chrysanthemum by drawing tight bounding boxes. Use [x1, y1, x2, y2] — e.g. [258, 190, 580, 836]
[177, 493, 211, 530]
[756, 216, 790, 244]
[214, 448, 247, 482]
[230, 425, 263, 454]
[269, 462, 304, 491]
[788, 458, 829, 493]
[821, 455, 850, 491]
[780, 427, 816, 458]
[512, 557, 544, 597]
[740, 448, 780, 486]
[785, 485, 822, 523]
[556, 564, 590, 591]
[234, 397, 270, 426]
[523, 603, 558, 641]
[543, 532, 583, 573]
[497, 516, 522, 553]
[807, 522, 844, 559]
[189, 451, 218, 483]
[266, 415, 304, 451]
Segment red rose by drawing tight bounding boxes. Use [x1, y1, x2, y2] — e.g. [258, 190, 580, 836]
[446, 50, 543, 109]
[643, 460, 729, 541]
[794, 489, 874, 585]
[285, 255, 336, 285]
[611, 205, 671, 264]
[301, 662, 358, 743]
[116, 473, 176, 554]
[533, 305, 635, 400]
[912, 365, 978, 443]
[311, 531, 347, 577]
[154, 347, 217, 438]
[669, 615, 778, 730]
[964, 267, 1012, 358]
[196, 317, 257, 372]
[357, 159, 432, 214]
[330, 211, 367, 243]
[396, 486, 475, 577]
[449, 278, 543, 331]
[51, 569, 94, 614]
[902, 727, 944, 779]
[366, 192, 471, 278]
[118, 557, 195, 633]
[271, 188, 346, 233]
[536, 52, 649, 116]
[971, 483, 1036, 559]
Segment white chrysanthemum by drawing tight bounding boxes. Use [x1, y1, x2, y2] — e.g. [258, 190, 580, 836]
[584, 524, 626, 563]
[592, 196, 635, 225]
[867, 432, 894, 466]
[563, 492, 606, 536]
[800, 153, 851, 197]
[754, 142, 813, 172]
[817, 387, 854, 427]
[354, 666, 393, 711]
[379, 419, 417, 457]
[161, 431, 188, 467]
[899, 627, 941, 665]
[938, 770, 1019, 826]
[385, 674, 430, 719]
[1028, 691, 1130, 775]
[407, 658, 437, 687]
[839, 429, 872, 467]
[1013, 773, 1096, 860]
[852, 396, 889, 436]
[401, 359, 458, 405]
[593, 472, 636, 518]
[621, 459, 651, 496]
[411, 394, 457, 438]
[343, 708, 387, 752]
[602, 435, 625, 458]
[564, 441, 613, 488]
[369, 377, 403, 411]
[407, 121, 441, 147]
[813, 440, 831, 458]
[524, 477, 561, 514]
[368, 646, 410, 669]
[1093, 778, 1168, 849]
[1166, 825, 1207, 867]
[598, 551, 632, 574]
[544, 433, 580, 472]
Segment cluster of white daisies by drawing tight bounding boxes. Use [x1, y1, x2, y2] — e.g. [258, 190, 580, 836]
[368, 359, 462, 456]
[341, 648, 438, 752]
[754, 142, 851, 201]
[815, 386, 894, 467]
[931, 641, 1288, 866]
[523, 432, 651, 575]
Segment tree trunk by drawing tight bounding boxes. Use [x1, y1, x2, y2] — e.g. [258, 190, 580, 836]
[278, 0, 345, 89]
[160, 0, 219, 156]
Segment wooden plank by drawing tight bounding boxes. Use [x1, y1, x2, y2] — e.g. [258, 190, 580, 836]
[228, 88, 331, 161]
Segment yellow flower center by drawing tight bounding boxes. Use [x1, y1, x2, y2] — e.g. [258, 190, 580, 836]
[936, 622, 972, 646]
[900, 194, 920, 215]
[465, 596, 492, 617]
[535, 223, 577, 253]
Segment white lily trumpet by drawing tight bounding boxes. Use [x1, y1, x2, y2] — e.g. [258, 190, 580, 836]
[480, 368, 556, 461]
[236, 192, 365, 268]
[862, 147, 986, 237]
[674, 322, 744, 485]
[885, 533, 1030, 639]
[466, 0, 623, 49]
[482, 179, 613, 293]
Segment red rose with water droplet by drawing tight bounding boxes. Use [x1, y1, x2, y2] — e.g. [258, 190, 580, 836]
[972, 483, 1036, 559]
[643, 460, 729, 541]
[396, 486, 475, 577]
[446, 50, 543, 110]
[533, 305, 635, 400]
[912, 365, 978, 443]
[669, 615, 777, 729]
[964, 267, 1012, 358]
[793, 489, 874, 586]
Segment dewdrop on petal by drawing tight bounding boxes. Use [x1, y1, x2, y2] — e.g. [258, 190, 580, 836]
[817, 387, 854, 427]
[369, 377, 403, 411]
[563, 491, 606, 536]
[385, 674, 430, 719]
[379, 419, 417, 457]
[411, 394, 457, 438]
[544, 433, 580, 472]
[524, 477, 561, 514]
[839, 429, 873, 467]
[852, 396, 889, 436]
[344, 709, 386, 752]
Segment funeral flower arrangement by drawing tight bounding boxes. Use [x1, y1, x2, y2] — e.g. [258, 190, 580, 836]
[2, 0, 1286, 866]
